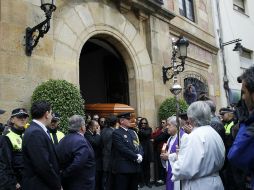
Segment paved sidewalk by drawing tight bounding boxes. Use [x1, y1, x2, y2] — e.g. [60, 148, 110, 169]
[139, 184, 165, 190]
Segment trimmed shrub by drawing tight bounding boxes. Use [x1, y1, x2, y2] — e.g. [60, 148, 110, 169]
[31, 79, 85, 134]
[158, 97, 188, 121]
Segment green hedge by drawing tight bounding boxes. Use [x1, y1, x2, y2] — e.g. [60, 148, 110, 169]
[158, 97, 188, 121]
[31, 79, 85, 134]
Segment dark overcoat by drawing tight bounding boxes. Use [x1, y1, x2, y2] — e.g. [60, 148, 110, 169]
[22, 121, 61, 190]
[101, 127, 114, 171]
[56, 132, 96, 190]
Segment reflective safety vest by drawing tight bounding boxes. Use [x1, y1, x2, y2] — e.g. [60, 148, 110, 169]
[224, 121, 234, 135]
[50, 130, 65, 144]
[6, 130, 22, 151]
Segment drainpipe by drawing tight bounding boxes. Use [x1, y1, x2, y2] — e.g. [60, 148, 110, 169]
[216, 0, 230, 106]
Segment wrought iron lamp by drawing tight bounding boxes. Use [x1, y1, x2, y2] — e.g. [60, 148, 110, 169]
[25, 0, 56, 56]
[220, 38, 243, 105]
[162, 36, 189, 84]
[221, 38, 242, 51]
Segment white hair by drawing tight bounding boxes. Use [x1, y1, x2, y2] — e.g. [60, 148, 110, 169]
[68, 115, 85, 131]
[187, 101, 211, 127]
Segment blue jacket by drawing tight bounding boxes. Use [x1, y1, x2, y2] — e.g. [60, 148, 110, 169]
[228, 113, 254, 187]
[56, 132, 96, 190]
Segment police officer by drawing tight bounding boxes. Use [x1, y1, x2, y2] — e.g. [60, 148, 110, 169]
[5, 108, 29, 189]
[111, 112, 143, 190]
[47, 113, 64, 145]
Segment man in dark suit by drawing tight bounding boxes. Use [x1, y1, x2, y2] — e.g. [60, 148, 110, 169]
[101, 115, 118, 190]
[56, 115, 96, 190]
[22, 101, 61, 190]
[85, 120, 102, 190]
[111, 112, 143, 190]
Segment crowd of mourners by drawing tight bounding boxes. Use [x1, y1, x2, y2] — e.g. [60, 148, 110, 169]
[0, 66, 254, 190]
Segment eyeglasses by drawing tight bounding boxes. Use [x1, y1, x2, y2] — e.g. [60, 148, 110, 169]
[141, 122, 147, 125]
[161, 122, 165, 124]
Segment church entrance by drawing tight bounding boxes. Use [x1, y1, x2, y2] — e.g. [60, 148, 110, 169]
[79, 37, 129, 104]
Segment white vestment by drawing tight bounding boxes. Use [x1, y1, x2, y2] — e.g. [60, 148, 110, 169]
[171, 125, 225, 190]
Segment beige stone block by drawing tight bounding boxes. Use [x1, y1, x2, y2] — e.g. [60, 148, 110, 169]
[0, 76, 32, 102]
[65, 10, 85, 37]
[131, 34, 145, 54]
[1, 0, 27, 25]
[28, 59, 53, 80]
[56, 23, 77, 48]
[54, 42, 75, 62]
[0, 23, 26, 54]
[75, 4, 94, 28]
[104, 5, 126, 34]
[73, 38, 83, 52]
[54, 19, 65, 38]
[0, 52, 28, 76]
[123, 21, 137, 44]
[136, 49, 152, 67]
[32, 35, 54, 57]
[51, 62, 77, 83]
[138, 64, 153, 82]
[88, 2, 104, 25]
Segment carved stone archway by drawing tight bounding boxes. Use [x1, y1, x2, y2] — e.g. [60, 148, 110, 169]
[53, 1, 156, 122]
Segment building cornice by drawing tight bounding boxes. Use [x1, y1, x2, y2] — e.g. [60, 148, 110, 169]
[115, 0, 175, 22]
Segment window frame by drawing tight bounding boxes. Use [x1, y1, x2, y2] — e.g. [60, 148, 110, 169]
[233, 0, 245, 13]
[179, 0, 195, 22]
[240, 48, 253, 69]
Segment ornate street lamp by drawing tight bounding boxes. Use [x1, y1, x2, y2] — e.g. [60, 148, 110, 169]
[162, 37, 189, 190]
[162, 36, 189, 84]
[25, 0, 56, 56]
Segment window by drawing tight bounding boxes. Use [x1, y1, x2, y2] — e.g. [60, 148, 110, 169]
[233, 0, 245, 13]
[153, 0, 164, 5]
[179, 0, 195, 21]
[240, 48, 253, 68]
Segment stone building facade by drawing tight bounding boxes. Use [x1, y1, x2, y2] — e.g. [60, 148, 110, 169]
[0, 0, 220, 125]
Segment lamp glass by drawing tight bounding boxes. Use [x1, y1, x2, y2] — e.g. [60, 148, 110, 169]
[178, 44, 187, 58]
[176, 37, 189, 59]
[170, 83, 182, 95]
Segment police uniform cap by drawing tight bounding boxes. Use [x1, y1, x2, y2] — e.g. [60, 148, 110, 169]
[117, 112, 132, 119]
[52, 112, 61, 121]
[11, 108, 29, 117]
[0, 109, 5, 115]
[219, 108, 234, 115]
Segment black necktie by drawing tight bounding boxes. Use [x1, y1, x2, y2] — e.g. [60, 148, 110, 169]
[52, 133, 58, 145]
[46, 130, 52, 141]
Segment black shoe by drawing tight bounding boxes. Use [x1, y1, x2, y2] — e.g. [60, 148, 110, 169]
[146, 183, 152, 188]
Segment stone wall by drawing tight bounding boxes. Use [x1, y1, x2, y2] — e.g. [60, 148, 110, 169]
[0, 0, 219, 126]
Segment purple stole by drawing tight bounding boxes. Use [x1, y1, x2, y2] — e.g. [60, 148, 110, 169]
[166, 129, 185, 190]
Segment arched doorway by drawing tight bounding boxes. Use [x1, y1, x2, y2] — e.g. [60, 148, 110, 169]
[79, 38, 129, 104]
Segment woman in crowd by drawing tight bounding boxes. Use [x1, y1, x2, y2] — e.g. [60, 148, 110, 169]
[137, 117, 152, 188]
